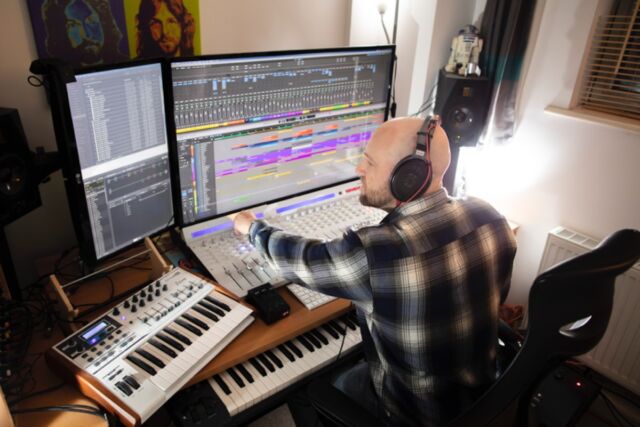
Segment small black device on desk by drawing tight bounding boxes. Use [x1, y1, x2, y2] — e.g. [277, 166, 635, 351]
[245, 284, 290, 324]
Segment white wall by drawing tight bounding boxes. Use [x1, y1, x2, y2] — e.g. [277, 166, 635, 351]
[462, 0, 640, 305]
[350, 0, 479, 116]
[0, 0, 350, 287]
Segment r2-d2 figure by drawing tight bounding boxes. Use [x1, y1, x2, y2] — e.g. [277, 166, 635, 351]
[445, 25, 483, 76]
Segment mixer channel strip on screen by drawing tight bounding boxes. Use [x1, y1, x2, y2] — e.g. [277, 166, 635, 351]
[182, 182, 386, 301]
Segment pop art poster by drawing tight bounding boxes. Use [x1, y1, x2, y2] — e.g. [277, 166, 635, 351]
[124, 0, 201, 59]
[27, 0, 201, 68]
[27, 0, 130, 68]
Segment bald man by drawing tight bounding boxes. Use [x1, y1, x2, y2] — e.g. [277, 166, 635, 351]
[234, 117, 517, 425]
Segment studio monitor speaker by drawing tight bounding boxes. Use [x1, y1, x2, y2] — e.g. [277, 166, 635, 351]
[434, 68, 490, 147]
[0, 108, 41, 226]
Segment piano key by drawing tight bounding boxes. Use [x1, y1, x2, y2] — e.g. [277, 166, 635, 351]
[285, 341, 304, 358]
[303, 332, 322, 349]
[249, 357, 267, 377]
[199, 300, 224, 317]
[209, 375, 237, 414]
[126, 354, 157, 376]
[257, 354, 275, 373]
[204, 295, 231, 312]
[220, 371, 250, 413]
[136, 348, 166, 369]
[213, 374, 231, 395]
[297, 336, 315, 352]
[148, 338, 178, 358]
[265, 350, 283, 369]
[182, 314, 209, 331]
[156, 332, 185, 352]
[322, 324, 340, 339]
[192, 305, 219, 322]
[175, 318, 203, 336]
[242, 361, 273, 397]
[271, 347, 305, 382]
[329, 320, 346, 335]
[342, 316, 358, 330]
[227, 367, 245, 388]
[236, 363, 254, 384]
[311, 329, 329, 346]
[164, 327, 192, 345]
[277, 344, 295, 362]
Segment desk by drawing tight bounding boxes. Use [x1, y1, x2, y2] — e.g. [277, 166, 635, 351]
[8, 244, 352, 426]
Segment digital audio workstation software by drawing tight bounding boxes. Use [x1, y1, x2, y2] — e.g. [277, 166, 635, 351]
[66, 62, 173, 260]
[170, 47, 394, 225]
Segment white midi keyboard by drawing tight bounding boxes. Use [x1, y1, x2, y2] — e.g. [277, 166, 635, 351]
[182, 182, 385, 303]
[46, 268, 254, 427]
[167, 311, 363, 423]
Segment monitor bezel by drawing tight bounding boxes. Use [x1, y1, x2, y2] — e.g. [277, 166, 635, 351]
[165, 45, 396, 228]
[59, 57, 175, 266]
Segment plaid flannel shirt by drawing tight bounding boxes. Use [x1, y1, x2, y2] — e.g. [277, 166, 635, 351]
[249, 189, 517, 425]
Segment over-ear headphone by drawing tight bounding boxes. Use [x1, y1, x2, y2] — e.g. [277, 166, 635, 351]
[389, 115, 440, 203]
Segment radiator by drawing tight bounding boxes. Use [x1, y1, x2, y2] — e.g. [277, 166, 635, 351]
[528, 227, 640, 395]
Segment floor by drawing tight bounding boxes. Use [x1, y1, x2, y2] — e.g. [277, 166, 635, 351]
[247, 386, 640, 427]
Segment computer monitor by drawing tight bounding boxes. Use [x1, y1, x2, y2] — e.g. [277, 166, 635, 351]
[62, 60, 174, 263]
[169, 46, 395, 226]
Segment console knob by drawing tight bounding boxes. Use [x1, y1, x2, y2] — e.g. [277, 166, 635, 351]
[140, 291, 146, 298]
[155, 289, 160, 297]
[131, 305, 137, 313]
[124, 300, 130, 309]
[139, 300, 146, 307]
[147, 294, 153, 302]
[113, 307, 120, 316]
[132, 296, 138, 303]
[162, 284, 168, 291]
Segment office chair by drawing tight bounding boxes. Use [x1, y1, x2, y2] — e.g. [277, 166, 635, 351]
[307, 228, 640, 427]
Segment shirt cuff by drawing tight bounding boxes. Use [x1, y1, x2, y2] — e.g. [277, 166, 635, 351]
[248, 219, 268, 246]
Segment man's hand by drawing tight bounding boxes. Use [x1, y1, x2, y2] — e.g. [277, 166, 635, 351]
[232, 210, 257, 235]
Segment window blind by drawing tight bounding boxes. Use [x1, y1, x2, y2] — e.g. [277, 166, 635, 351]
[580, 0, 640, 120]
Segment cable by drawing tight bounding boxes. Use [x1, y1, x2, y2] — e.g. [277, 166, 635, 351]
[11, 404, 113, 426]
[412, 80, 439, 117]
[333, 314, 351, 365]
[379, 13, 391, 44]
[61, 249, 150, 290]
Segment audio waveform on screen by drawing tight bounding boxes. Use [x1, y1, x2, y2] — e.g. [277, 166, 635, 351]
[214, 131, 371, 179]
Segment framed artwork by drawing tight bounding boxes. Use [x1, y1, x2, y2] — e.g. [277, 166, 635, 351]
[27, 0, 201, 68]
[27, 0, 130, 68]
[124, 0, 201, 59]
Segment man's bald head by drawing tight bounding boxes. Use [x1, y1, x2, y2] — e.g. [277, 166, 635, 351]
[356, 117, 451, 210]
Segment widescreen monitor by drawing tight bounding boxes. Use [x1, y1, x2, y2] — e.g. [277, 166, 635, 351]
[64, 60, 174, 263]
[169, 46, 395, 226]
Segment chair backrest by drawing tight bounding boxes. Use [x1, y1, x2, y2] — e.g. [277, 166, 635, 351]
[450, 228, 640, 427]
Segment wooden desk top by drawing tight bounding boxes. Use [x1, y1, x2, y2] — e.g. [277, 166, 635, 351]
[10, 244, 351, 426]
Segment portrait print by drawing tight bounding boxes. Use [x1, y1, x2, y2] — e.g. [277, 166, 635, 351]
[124, 0, 201, 59]
[27, 0, 130, 68]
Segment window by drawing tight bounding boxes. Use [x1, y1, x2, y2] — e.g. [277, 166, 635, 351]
[578, 0, 639, 120]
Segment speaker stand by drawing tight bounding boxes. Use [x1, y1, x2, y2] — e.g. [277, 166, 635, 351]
[0, 227, 21, 300]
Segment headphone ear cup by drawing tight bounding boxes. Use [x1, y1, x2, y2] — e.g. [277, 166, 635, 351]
[390, 156, 429, 202]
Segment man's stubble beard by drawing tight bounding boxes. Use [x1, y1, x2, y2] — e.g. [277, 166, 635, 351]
[359, 185, 394, 209]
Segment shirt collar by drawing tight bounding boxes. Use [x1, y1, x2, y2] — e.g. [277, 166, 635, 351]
[382, 188, 451, 223]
